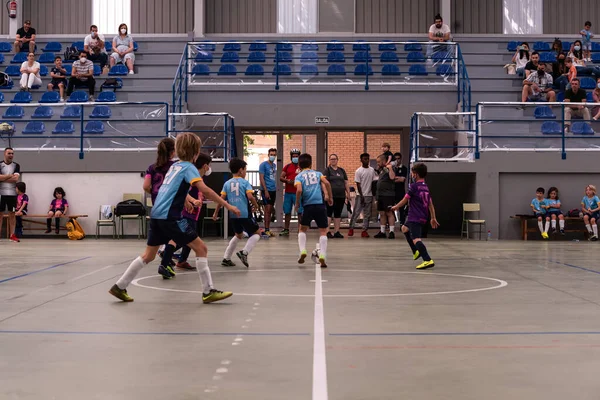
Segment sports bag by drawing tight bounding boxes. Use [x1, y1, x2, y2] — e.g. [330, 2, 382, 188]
[568, 208, 582, 217]
[66, 218, 85, 240]
[64, 46, 79, 61]
[115, 199, 146, 216]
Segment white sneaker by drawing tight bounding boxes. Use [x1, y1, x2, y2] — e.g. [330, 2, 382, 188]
[60, 98, 65, 102]
[129, 70, 134, 75]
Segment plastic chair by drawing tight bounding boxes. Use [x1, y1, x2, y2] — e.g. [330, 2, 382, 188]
[11, 92, 32, 103]
[407, 52, 426, 62]
[580, 77, 596, 89]
[327, 64, 346, 76]
[300, 64, 318, 76]
[272, 64, 292, 75]
[326, 41, 344, 51]
[557, 92, 565, 102]
[534, 106, 556, 119]
[93, 65, 101, 76]
[352, 41, 370, 51]
[378, 41, 396, 51]
[39, 52, 55, 63]
[436, 64, 453, 76]
[0, 42, 11, 52]
[571, 122, 595, 135]
[39, 91, 60, 104]
[592, 42, 600, 52]
[22, 121, 45, 134]
[276, 42, 293, 52]
[221, 52, 239, 63]
[354, 65, 373, 75]
[562, 42, 572, 51]
[90, 105, 111, 119]
[105, 41, 112, 52]
[218, 64, 237, 75]
[196, 42, 216, 52]
[354, 51, 372, 62]
[587, 92, 594, 102]
[249, 42, 267, 51]
[32, 106, 54, 119]
[380, 52, 398, 62]
[248, 52, 266, 63]
[275, 52, 292, 63]
[133, 42, 138, 52]
[97, 92, 117, 102]
[507, 41, 519, 52]
[381, 65, 401, 76]
[43, 42, 62, 53]
[195, 52, 213, 62]
[67, 91, 89, 103]
[64, 65, 72, 75]
[461, 203, 487, 240]
[11, 53, 27, 64]
[432, 52, 451, 62]
[4, 65, 20, 76]
[72, 41, 85, 51]
[327, 51, 345, 63]
[245, 64, 264, 76]
[301, 43, 318, 51]
[408, 64, 428, 75]
[2, 105, 24, 118]
[52, 121, 75, 134]
[192, 64, 210, 76]
[39, 65, 48, 76]
[0, 92, 4, 102]
[592, 53, 600, 64]
[533, 41, 550, 51]
[540, 52, 556, 63]
[101, 77, 123, 90]
[0, 54, 5, 64]
[108, 65, 128, 76]
[404, 42, 423, 51]
[541, 121, 561, 135]
[301, 52, 318, 63]
[84, 121, 105, 134]
[60, 105, 82, 119]
[223, 42, 241, 52]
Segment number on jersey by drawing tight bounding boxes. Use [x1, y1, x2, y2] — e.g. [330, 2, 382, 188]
[230, 181, 240, 196]
[303, 172, 319, 185]
[163, 165, 183, 185]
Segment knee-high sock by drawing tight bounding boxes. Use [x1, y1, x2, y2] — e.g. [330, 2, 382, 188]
[538, 221, 544, 233]
[55, 217, 60, 230]
[243, 234, 260, 254]
[224, 236, 240, 260]
[196, 257, 213, 293]
[298, 232, 307, 253]
[415, 241, 431, 262]
[586, 224, 593, 233]
[179, 246, 192, 263]
[559, 219, 565, 229]
[551, 220, 556, 229]
[161, 243, 176, 266]
[46, 218, 52, 230]
[544, 221, 550, 233]
[594, 224, 599, 237]
[404, 231, 418, 254]
[319, 235, 328, 260]
[116, 256, 146, 289]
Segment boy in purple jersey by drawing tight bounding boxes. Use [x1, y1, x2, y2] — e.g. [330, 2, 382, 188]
[391, 163, 439, 269]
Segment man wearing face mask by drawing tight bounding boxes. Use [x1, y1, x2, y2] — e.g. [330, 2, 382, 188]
[259, 148, 277, 237]
[522, 63, 556, 104]
[67, 51, 95, 100]
[280, 149, 302, 236]
[84, 25, 109, 74]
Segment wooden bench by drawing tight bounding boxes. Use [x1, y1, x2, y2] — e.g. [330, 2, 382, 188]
[511, 214, 588, 240]
[0, 214, 88, 238]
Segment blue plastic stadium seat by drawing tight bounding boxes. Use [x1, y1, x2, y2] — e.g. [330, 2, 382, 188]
[300, 64, 318, 76]
[301, 52, 318, 63]
[404, 42, 423, 52]
[93, 65, 101, 76]
[67, 91, 89, 103]
[52, 121, 75, 134]
[557, 92, 565, 102]
[587, 92, 594, 102]
[408, 64, 428, 76]
[97, 92, 117, 102]
[327, 51, 345, 63]
[432, 52, 451, 62]
[327, 41, 344, 51]
[0, 92, 4, 102]
[2, 105, 24, 119]
[196, 42, 216, 52]
[195, 52, 213, 62]
[248, 52, 266, 62]
[327, 64, 346, 76]
[539, 52, 556, 63]
[436, 64, 453, 76]
[562, 42, 572, 51]
[105, 41, 112, 52]
[541, 121, 561, 135]
[272, 64, 292, 75]
[245, 64, 264, 76]
[90, 105, 111, 119]
[22, 121, 45, 134]
[133, 42, 138, 52]
[0, 54, 4, 64]
[276, 42, 293, 52]
[218, 64, 237, 75]
[192, 64, 210, 76]
[507, 41, 519, 52]
[249, 42, 267, 51]
[5, 65, 20, 76]
[593, 42, 600, 52]
[221, 52, 239, 63]
[407, 52, 426, 62]
[42, 42, 61, 53]
[354, 51, 372, 62]
[101, 77, 122, 89]
[64, 64, 72, 75]
[379, 41, 397, 51]
[534, 106, 556, 119]
[572, 122, 595, 135]
[72, 41, 85, 51]
[301, 43, 318, 51]
[353, 41, 370, 51]
[354, 65, 373, 75]
[11, 92, 32, 103]
[223, 42, 241, 52]
[108, 64, 128, 76]
[61, 105, 82, 119]
[39, 52, 55, 63]
[275, 52, 292, 62]
[40, 91, 60, 103]
[533, 41, 550, 51]
[39, 65, 48, 76]
[84, 121, 105, 134]
[11, 52, 27, 64]
[592, 53, 600, 63]
[32, 106, 53, 119]
[580, 77, 596, 89]
[0, 42, 11, 52]
[380, 52, 398, 62]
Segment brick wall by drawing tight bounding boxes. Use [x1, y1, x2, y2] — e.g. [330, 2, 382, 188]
[282, 134, 317, 165]
[327, 132, 364, 185]
[366, 134, 402, 161]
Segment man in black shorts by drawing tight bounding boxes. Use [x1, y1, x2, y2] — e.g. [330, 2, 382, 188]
[392, 152, 408, 224]
[0, 148, 21, 243]
[374, 154, 396, 239]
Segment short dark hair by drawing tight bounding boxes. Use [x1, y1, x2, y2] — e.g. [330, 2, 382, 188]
[393, 152, 402, 158]
[571, 77, 580, 82]
[229, 157, 247, 174]
[411, 162, 428, 178]
[585, 21, 592, 26]
[54, 56, 61, 61]
[360, 152, 370, 159]
[90, 24, 98, 30]
[434, 14, 442, 21]
[194, 153, 212, 170]
[536, 187, 545, 194]
[24, 20, 31, 24]
[80, 51, 87, 56]
[4, 147, 13, 152]
[268, 148, 277, 154]
[382, 142, 390, 148]
[531, 51, 540, 57]
[298, 153, 312, 169]
[16, 182, 26, 193]
[53, 187, 66, 198]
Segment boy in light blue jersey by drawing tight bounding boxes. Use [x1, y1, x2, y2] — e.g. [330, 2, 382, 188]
[531, 187, 548, 239]
[582, 184, 600, 241]
[295, 153, 333, 268]
[214, 158, 261, 268]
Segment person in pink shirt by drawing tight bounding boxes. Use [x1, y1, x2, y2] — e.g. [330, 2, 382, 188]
[46, 187, 68, 234]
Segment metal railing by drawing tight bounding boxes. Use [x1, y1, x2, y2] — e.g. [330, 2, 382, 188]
[457, 45, 472, 113]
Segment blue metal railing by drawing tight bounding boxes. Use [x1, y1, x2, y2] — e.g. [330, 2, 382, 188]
[457, 46, 472, 113]
[171, 45, 187, 130]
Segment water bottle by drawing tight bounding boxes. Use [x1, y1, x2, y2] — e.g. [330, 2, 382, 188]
[487, 230, 492, 241]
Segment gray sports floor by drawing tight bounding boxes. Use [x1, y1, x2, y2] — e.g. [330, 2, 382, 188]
[1, 236, 600, 400]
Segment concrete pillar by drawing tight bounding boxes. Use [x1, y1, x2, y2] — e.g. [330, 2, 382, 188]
[193, 0, 204, 38]
[440, 0, 451, 25]
[9, 0, 24, 39]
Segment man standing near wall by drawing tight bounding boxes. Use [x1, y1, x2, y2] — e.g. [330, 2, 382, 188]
[259, 148, 277, 237]
[0, 148, 21, 243]
[279, 148, 302, 236]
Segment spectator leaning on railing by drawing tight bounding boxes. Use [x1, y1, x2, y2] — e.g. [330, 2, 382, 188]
[427, 14, 451, 61]
[84, 25, 109, 75]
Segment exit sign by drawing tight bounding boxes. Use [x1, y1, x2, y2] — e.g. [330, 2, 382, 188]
[315, 116, 330, 124]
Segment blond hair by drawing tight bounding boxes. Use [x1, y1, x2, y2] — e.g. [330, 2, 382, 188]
[175, 132, 201, 162]
[587, 184, 597, 195]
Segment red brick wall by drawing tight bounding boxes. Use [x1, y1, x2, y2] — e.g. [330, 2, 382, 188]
[327, 131, 364, 185]
[366, 134, 402, 162]
[282, 134, 317, 164]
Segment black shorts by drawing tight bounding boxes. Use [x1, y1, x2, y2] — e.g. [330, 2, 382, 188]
[49, 79, 66, 89]
[233, 218, 260, 235]
[50, 207, 65, 214]
[584, 211, 600, 220]
[301, 204, 328, 228]
[377, 196, 396, 212]
[405, 221, 425, 239]
[533, 212, 545, 218]
[262, 190, 276, 206]
[546, 210, 563, 218]
[327, 198, 345, 218]
[0, 195, 17, 212]
[147, 218, 198, 247]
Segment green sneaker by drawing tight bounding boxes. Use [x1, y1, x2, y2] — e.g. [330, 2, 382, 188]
[298, 250, 307, 264]
[109, 284, 134, 302]
[202, 289, 233, 304]
[413, 250, 421, 260]
[158, 264, 175, 279]
[279, 229, 290, 236]
[221, 259, 236, 267]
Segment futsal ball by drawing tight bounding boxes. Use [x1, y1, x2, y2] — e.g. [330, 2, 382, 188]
[0, 122, 14, 134]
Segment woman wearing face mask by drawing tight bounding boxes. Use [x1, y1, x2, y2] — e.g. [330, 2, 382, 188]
[512, 42, 530, 76]
[568, 40, 600, 79]
[323, 154, 350, 239]
[110, 23, 135, 74]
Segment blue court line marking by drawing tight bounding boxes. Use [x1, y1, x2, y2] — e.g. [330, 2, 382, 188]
[0, 257, 92, 284]
[330, 332, 600, 336]
[548, 259, 600, 275]
[0, 330, 310, 336]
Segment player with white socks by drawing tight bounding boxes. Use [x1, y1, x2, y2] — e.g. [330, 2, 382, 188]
[544, 187, 565, 235]
[214, 158, 262, 268]
[109, 133, 241, 303]
[582, 184, 600, 241]
[295, 153, 333, 268]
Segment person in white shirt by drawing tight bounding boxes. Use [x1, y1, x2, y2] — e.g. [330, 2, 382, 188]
[348, 153, 377, 238]
[84, 24, 109, 74]
[19, 52, 41, 91]
[427, 14, 452, 61]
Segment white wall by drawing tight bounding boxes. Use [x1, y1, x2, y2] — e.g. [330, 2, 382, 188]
[22, 173, 145, 237]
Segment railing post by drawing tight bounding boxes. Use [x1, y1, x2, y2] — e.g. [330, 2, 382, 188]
[365, 45, 370, 91]
[410, 114, 414, 162]
[230, 117, 236, 158]
[275, 44, 280, 91]
[457, 46, 461, 106]
[224, 115, 228, 161]
[184, 43, 189, 103]
[415, 113, 420, 162]
[79, 104, 85, 159]
[475, 104, 480, 159]
[164, 103, 169, 137]
[561, 103, 567, 159]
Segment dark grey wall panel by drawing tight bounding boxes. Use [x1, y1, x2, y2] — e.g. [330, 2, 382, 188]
[0, 2, 8, 35]
[206, 0, 276, 33]
[131, 0, 194, 34]
[452, 0, 502, 33]
[319, 0, 355, 32]
[356, 0, 439, 34]
[544, 0, 600, 34]
[23, 0, 92, 34]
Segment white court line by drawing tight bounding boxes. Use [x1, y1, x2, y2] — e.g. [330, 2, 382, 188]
[313, 263, 328, 400]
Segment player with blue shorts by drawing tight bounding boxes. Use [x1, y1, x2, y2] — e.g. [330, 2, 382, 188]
[531, 187, 548, 239]
[280, 148, 302, 236]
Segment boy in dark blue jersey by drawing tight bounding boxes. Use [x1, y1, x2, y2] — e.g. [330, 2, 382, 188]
[392, 163, 439, 269]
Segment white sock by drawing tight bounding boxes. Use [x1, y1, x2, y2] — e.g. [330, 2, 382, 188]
[551, 220, 556, 229]
[319, 235, 328, 260]
[389, 225, 395, 233]
[559, 220, 565, 229]
[594, 225, 598, 237]
[298, 232, 307, 253]
[586, 224, 593, 233]
[538, 221, 544, 233]
[116, 256, 146, 289]
[243, 234, 260, 254]
[196, 257, 213, 294]
[380, 225, 386, 233]
[544, 221, 549, 233]
[224, 236, 240, 260]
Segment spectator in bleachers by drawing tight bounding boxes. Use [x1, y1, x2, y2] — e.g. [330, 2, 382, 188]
[591, 78, 600, 120]
[110, 23, 135, 75]
[66, 51, 95, 101]
[48, 56, 68, 102]
[524, 51, 540, 78]
[567, 40, 599, 78]
[580, 21, 594, 62]
[512, 42, 530, 76]
[19, 52, 41, 91]
[550, 38, 563, 58]
[521, 63, 556, 103]
[14, 20, 36, 54]
[427, 14, 451, 60]
[564, 78, 591, 132]
[552, 53, 569, 91]
[84, 25, 109, 75]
